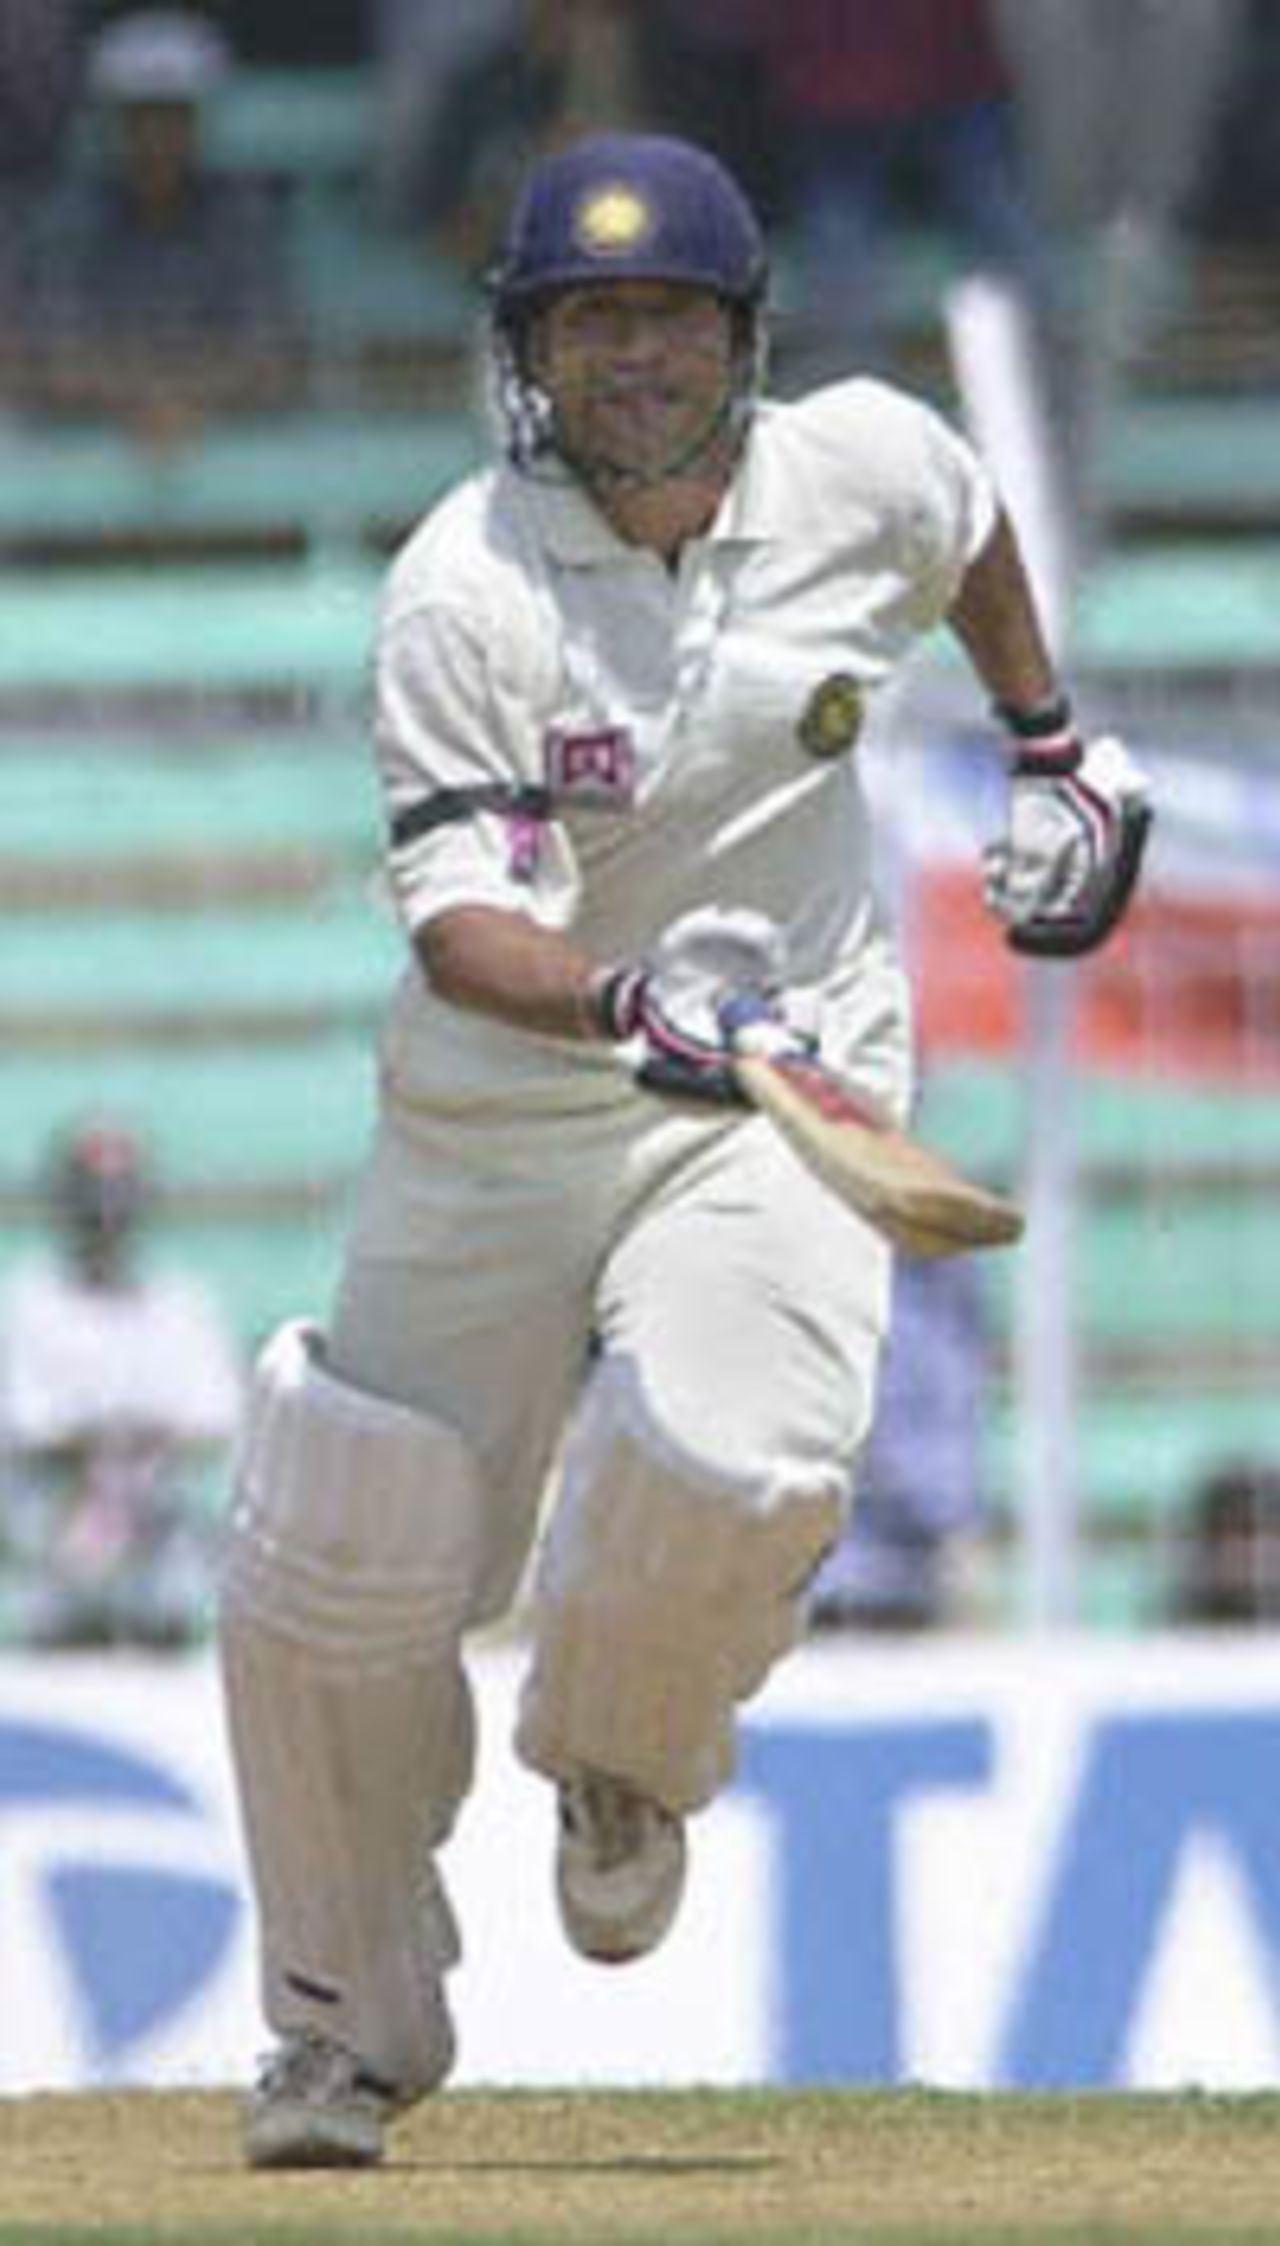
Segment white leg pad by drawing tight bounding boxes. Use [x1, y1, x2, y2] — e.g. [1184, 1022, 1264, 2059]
[516, 1354, 844, 1814]
[219, 1320, 482, 2094]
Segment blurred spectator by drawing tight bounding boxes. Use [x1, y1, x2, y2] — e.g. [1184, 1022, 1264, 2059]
[630, 1, 783, 227]
[0, 0, 84, 367]
[992, 0, 1248, 541]
[374, 0, 515, 225]
[744, 0, 1050, 383]
[0, 1121, 244, 1649]
[12, 9, 305, 450]
[994, 0, 1246, 273]
[217, 0, 373, 67]
[0, 0, 83, 187]
[809, 1257, 988, 1631]
[1169, 1459, 1280, 1627]
[381, 0, 640, 268]
[1188, 0, 1280, 247]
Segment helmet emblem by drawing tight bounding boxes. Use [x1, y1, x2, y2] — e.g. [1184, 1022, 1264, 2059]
[574, 182, 654, 257]
[798, 673, 864, 759]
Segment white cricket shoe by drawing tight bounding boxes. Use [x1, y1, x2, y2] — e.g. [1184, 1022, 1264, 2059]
[556, 1771, 687, 1963]
[244, 2032, 417, 2170]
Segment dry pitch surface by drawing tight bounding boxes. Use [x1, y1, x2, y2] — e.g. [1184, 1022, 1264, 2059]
[3, 2086, 1280, 2244]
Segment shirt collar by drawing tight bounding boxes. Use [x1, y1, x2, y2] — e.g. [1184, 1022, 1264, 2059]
[722, 403, 788, 540]
[514, 468, 626, 566]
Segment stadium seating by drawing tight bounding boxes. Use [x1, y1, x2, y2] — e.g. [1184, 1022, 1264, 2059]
[1075, 539, 1280, 675]
[0, 691, 395, 1347]
[1101, 396, 1280, 532]
[0, 560, 378, 691]
[924, 1061, 1280, 1624]
[0, 734, 379, 859]
[207, 66, 375, 183]
[0, 413, 481, 560]
[3, 69, 1278, 1635]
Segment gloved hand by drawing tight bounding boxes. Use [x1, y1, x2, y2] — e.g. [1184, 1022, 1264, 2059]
[593, 906, 812, 1105]
[984, 731, 1153, 957]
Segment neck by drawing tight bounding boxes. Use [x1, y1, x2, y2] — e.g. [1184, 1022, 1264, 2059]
[601, 480, 721, 564]
[589, 441, 736, 564]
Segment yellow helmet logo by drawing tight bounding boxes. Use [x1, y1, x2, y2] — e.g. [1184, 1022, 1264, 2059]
[574, 183, 654, 257]
[798, 673, 865, 759]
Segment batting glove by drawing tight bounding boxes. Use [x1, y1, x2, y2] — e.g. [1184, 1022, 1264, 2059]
[592, 906, 811, 1105]
[984, 702, 1153, 957]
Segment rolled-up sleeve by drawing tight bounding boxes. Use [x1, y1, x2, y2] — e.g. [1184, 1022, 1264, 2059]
[897, 403, 999, 632]
[375, 599, 570, 932]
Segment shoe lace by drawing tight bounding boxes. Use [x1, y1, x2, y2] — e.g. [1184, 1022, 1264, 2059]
[257, 2033, 385, 2108]
[564, 1774, 660, 1873]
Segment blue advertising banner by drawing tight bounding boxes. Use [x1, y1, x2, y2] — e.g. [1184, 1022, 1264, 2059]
[2, 1639, 1279, 2093]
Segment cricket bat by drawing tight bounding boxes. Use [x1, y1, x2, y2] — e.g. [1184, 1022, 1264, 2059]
[730, 1042, 1024, 1258]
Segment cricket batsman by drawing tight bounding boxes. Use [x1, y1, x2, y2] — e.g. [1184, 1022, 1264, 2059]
[218, 131, 1150, 2166]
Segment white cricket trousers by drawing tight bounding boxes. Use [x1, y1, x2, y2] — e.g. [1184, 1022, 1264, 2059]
[325, 1087, 892, 1810]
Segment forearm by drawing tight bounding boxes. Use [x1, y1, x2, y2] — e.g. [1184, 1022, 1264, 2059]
[415, 903, 607, 1041]
[947, 508, 1061, 719]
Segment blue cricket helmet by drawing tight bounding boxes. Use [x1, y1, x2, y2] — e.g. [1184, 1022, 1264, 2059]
[492, 131, 767, 319]
[490, 132, 768, 478]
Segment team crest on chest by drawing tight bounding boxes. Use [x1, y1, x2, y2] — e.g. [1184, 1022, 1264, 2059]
[543, 723, 637, 807]
[797, 673, 864, 760]
[573, 183, 654, 258]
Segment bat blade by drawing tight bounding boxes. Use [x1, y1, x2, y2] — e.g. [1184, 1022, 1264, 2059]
[732, 1049, 1024, 1257]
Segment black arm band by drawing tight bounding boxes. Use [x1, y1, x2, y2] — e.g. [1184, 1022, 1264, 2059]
[389, 783, 553, 850]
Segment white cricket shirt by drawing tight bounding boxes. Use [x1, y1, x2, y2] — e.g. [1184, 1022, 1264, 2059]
[371, 375, 996, 1123]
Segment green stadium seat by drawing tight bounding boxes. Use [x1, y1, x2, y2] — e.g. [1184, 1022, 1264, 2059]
[0, 736, 377, 860]
[981, 1379, 1280, 1631]
[989, 1386, 1280, 1528]
[295, 197, 477, 353]
[209, 68, 375, 180]
[924, 1053, 1280, 1624]
[924, 1059, 1280, 1192]
[158, 1214, 349, 1345]
[1103, 397, 1280, 525]
[1079, 1200, 1279, 1347]
[0, 412, 480, 555]
[0, 894, 400, 1019]
[1075, 543, 1280, 673]
[0, 560, 378, 691]
[2, 1033, 379, 1189]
